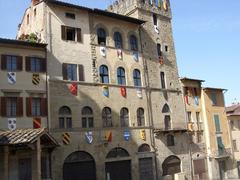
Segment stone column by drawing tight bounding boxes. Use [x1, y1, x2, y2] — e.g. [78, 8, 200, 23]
[32, 138, 41, 180]
[3, 146, 9, 180]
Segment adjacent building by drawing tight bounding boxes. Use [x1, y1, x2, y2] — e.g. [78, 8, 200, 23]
[181, 78, 238, 180]
[226, 103, 240, 177]
[0, 38, 58, 180]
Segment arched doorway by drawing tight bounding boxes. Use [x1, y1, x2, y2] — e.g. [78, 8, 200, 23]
[63, 151, 96, 180]
[162, 155, 181, 177]
[105, 147, 132, 180]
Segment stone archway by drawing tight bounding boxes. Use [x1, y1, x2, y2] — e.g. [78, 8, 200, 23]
[105, 147, 132, 180]
[162, 155, 181, 176]
[63, 151, 96, 180]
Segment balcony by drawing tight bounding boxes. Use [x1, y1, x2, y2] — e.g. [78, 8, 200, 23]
[213, 148, 232, 159]
[154, 123, 187, 135]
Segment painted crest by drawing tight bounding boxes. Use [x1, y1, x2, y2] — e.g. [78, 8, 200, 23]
[159, 56, 164, 65]
[7, 72, 16, 84]
[132, 51, 139, 62]
[154, 25, 159, 34]
[105, 131, 112, 142]
[120, 87, 127, 98]
[117, 49, 123, 59]
[62, 133, 70, 145]
[8, 118, 16, 131]
[100, 46, 106, 57]
[140, 129, 146, 141]
[85, 131, 93, 144]
[137, 89, 143, 99]
[103, 86, 109, 97]
[32, 73, 40, 85]
[124, 130, 130, 141]
[33, 118, 41, 129]
[69, 83, 78, 96]
[163, 0, 168, 11]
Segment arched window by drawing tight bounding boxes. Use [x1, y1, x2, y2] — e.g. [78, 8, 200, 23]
[59, 106, 72, 129]
[138, 144, 151, 152]
[82, 106, 94, 128]
[97, 28, 106, 45]
[133, 69, 142, 87]
[130, 35, 138, 51]
[162, 104, 170, 113]
[117, 67, 126, 85]
[102, 107, 112, 127]
[114, 32, 123, 48]
[120, 108, 129, 127]
[137, 108, 145, 126]
[99, 65, 109, 83]
[106, 147, 130, 159]
[162, 156, 181, 176]
[167, 134, 175, 146]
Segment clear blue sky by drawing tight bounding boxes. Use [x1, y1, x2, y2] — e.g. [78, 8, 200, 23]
[0, 0, 239, 106]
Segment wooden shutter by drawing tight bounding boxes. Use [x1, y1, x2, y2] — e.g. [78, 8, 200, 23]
[17, 56, 23, 71]
[78, 64, 84, 81]
[62, 63, 68, 80]
[77, 28, 82, 42]
[40, 58, 47, 72]
[17, 97, 23, 117]
[0, 97, 7, 117]
[25, 57, 31, 71]
[26, 97, 32, 117]
[61, 25, 66, 40]
[1, 55, 7, 70]
[40, 98, 47, 116]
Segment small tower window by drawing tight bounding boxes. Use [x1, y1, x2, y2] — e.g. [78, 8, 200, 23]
[153, 14, 157, 26]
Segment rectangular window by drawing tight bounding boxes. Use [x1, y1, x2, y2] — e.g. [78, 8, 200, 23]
[7, 97, 17, 117]
[160, 72, 166, 89]
[157, 43, 162, 57]
[153, 14, 157, 26]
[233, 140, 238, 152]
[65, 12, 76, 19]
[62, 63, 84, 81]
[31, 98, 41, 116]
[187, 112, 192, 122]
[217, 136, 224, 153]
[1, 55, 22, 71]
[61, 26, 81, 42]
[214, 114, 221, 133]
[25, 57, 46, 72]
[211, 91, 217, 106]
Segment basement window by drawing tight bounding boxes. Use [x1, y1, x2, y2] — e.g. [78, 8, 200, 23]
[65, 12, 76, 19]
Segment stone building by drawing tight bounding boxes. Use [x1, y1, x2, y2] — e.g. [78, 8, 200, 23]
[0, 38, 58, 180]
[226, 104, 240, 178]
[181, 78, 238, 180]
[16, 0, 190, 180]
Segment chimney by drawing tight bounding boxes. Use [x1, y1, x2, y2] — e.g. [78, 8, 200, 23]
[32, 0, 40, 6]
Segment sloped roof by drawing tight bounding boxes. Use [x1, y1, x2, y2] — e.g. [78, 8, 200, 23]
[44, 0, 145, 25]
[0, 128, 58, 146]
[0, 38, 47, 48]
[226, 104, 240, 116]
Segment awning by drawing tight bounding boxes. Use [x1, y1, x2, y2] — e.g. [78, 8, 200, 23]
[0, 128, 58, 148]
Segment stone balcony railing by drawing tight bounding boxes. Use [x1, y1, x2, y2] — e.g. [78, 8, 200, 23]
[213, 148, 232, 159]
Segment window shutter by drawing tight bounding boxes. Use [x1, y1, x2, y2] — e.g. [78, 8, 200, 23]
[26, 97, 32, 116]
[62, 63, 68, 80]
[40, 98, 47, 116]
[1, 55, 7, 70]
[17, 97, 23, 117]
[40, 58, 47, 72]
[78, 64, 85, 81]
[25, 56, 31, 71]
[61, 25, 66, 40]
[0, 97, 7, 117]
[17, 56, 23, 71]
[77, 28, 82, 42]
